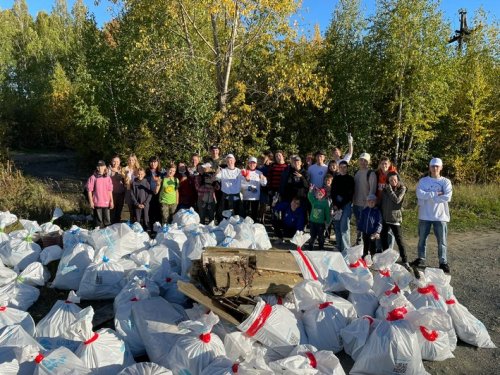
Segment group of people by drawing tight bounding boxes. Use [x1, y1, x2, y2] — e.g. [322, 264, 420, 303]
[85, 136, 453, 273]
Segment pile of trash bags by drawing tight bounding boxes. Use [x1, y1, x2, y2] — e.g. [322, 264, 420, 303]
[0, 209, 497, 374]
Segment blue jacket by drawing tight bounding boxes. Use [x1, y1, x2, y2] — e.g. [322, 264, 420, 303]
[357, 206, 382, 235]
[273, 202, 306, 231]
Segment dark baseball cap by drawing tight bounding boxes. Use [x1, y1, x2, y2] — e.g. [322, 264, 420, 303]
[315, 150, 326, 156]
[209, 144, 219, 150]
[97, 160, 106, 167]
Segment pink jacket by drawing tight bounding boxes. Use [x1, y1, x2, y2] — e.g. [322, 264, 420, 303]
[87, 174, 113, 207]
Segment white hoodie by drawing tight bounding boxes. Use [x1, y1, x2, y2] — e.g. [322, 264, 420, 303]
[416, 175, 452, 222]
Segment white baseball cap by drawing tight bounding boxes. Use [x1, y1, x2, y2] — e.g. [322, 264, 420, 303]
[429, 158, 443, 167]
[359, 153, 371, 163]
[226, 154, 235, 159]
[248, 156, 257, 163]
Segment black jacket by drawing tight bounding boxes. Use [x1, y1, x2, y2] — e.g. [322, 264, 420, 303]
[331, 173, 354, 209]
[132, 178, 152, 206]
[279, 166, 309, 202]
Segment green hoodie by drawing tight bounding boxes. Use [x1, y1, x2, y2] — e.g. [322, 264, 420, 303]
[308, 191, 331, 224]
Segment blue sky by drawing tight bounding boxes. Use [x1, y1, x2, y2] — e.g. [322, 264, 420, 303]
[2, 0, 498, 34]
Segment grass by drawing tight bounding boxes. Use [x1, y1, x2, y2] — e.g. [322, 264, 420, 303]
[0, 161, 81, 224]
[401, 182, 500, 235]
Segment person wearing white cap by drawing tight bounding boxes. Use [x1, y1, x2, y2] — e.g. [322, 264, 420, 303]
[215, 153, 242, 215]
[411, 157, 452, 273]
[240, 156, 267, 221]
[352, 152, 377, 245]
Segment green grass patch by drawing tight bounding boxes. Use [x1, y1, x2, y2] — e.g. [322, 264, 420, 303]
[0, 161, 80, 223]
[401, 182, 500, 234]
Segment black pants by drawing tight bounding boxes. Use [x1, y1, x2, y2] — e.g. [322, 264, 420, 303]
[242, 200, 259, 221]
[134, 204, 150, 230]
[362, 233, 377, 257]
[222, 193, 241, 217]
[272, 218, 297, 239]
[309, 222, 325, 250]
[149, 194, 161, 228]
[94, 207, 111, 228]
[111, 192, 125, 224]
[381, 223, 408, 263]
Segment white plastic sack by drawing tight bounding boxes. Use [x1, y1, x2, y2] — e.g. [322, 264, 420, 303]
[0, 211, 17, 230]
[0, 324, 44, 375]
[132, 297, 188, 366]
[375, 293, 415, 321]
[173, 207, 200, 227]
[252, 223, 272, 250]
[181, 231, 217, 277]
[0, 262, 17, 286]
[114, 277, 160, 357]
[35, 291, 81, 352]
[40, 245, 63, 265]
[89, 223, 132, 260]
[405, 307, 454, 361]
[166, 311, 226, 375]
[446, 295, 496, 348]
[40, 208, 64, 234]
[16, 262, 49, 286]
[350, 318, 429, 375]
[340, 316, 380, 361]
[154, 225, 187, 273]
[0, 277, 40, 311]
[33, 346, 92, 375]
[407, 280, 447, 312]
[238, 300, 301, 357]
[64, 306, 135, 374]
[269, 344, 346, 375]
[0, 303, 35, 336]
[1, 234, 41, 271]
[118, 362, 173, 375]
[77, 252, 126, 300]
[155, 271, 190, 306]
[62, 225, 91, 251]
[52, 242, 95, 290]
[118, 222, 150, 255]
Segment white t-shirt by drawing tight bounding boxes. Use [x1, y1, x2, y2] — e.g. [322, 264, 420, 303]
[241, 170, 267, 201]
[216, 167, 242, 195]
[307, 163, 328, 187]
[416, 176, 452, 222]
[335, 153, 352, 165]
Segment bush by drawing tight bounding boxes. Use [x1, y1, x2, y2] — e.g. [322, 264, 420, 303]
[0, 161, 78, 222]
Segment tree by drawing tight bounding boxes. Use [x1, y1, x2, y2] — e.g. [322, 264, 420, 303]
[367, 0, 452, 170]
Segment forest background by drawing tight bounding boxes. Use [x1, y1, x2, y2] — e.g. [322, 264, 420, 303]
[0, 0, 498, 183]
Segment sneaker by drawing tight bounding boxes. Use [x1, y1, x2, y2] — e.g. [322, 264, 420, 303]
[410, 258, 426, 267]
[439, 263, 450, 274]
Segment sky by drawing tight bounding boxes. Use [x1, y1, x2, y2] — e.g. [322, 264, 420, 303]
[1, 0, 499, 34]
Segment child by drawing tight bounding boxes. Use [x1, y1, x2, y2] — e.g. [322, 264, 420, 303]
[195, 163, 216, 224]
[131, 168, 152, 230]
[380, 172, 410, 269]
[157, 162, 179, 224]
[241, 156, 267, 221]
[358, 194, 382, 258]
[307, 186, 331, 250]
[323, 174, 334, 241]
[87, 160, 114, 229]
[273, 196, 305, 242]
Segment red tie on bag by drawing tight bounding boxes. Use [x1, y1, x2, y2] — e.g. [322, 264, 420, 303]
[420, 326, 439, 342]
[379, 269, 391, 277]
[384, 284, 401, 296]
[84, 332, 99, 345]
[35, 354, 44, 364]
[417, 284, 440, 300]
[199, 333, 211, 343]
[445, 298, 456, 305]
[319, 302, 332, 310]
[386, 306, 408, 321]
[245, 303, 272, 337]
[349, 258, 368, 269]
[296, 246, 318, 281]
[305, 352, 318, 368]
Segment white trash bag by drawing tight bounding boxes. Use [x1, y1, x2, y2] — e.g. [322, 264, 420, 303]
[238, 299, 301, 357]
[0, 324, 45, 375]
[52, 242, 95, 291]
[269, 344, 346, 375]
[64, 306, 135, 374]
[0, 261, 17, 286]
[1, 220, 42, 271]
[77, 251, 126, 300]
[40, 245, 63, 265]
[16, 261, 50, 286]
[405, 307, 455, 361]
[340, 316, 380, 361]
[351, 305, 429, 375]
[0, 275, 40, 311]
[166, 311, 226, 375]
[118, 362, 173, 375]
[407, 273, 447, 312]
[0, 301, 36, 336]
[35, 291, 82, 352]
[40, 208, 64, 234]
[375, 292, 415, 321]
[0, 211, 17, 248]
[33, 346, 92, 375]
[181, 230, 217, 278]
[293, 280, 348, 353]
[340, 272, 379, 318]
[173, 207, 200, 227]
[62, 225, 91, 251]
[444, 285, 496, 349]
[252, 223, 272, 250]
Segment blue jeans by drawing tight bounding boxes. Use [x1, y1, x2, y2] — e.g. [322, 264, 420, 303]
[417, 220, 448, 264]
[334, 204, 352, 252]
